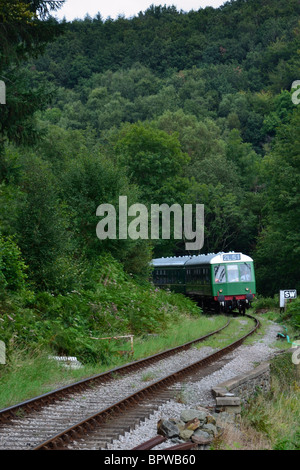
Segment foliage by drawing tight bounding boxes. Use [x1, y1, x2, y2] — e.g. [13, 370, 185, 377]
[0, 0, 300, 369]
[252, 295, 279, 312]
[254, 107, 300, 296]
[114, 122, 189, 201]
[32, 1, 300, 89]
[0, 254, 200, 363]
[242, 351, 300, 449]
[273, 431, 300, 450]
[0, 235, 27, 293]
[0, 1, 65, 152]
[285, 298, 300, 331]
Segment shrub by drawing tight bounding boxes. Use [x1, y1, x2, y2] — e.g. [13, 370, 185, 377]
[0, 254, 201, 364]
[252, 294, 279, 312]
[285, 298, 300, 331]
[0, 235, 27, 293]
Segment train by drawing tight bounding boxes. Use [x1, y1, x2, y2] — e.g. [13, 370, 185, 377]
[151, 252, 256, 314]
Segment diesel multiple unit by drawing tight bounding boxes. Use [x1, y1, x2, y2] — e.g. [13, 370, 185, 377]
[151, 252, 256, 314]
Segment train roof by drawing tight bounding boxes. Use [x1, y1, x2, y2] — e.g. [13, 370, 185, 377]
[151, 255, 191, 267]
[151, 252, 253, 267]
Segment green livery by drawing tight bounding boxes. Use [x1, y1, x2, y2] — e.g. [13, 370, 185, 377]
[151, 252, 256, 314]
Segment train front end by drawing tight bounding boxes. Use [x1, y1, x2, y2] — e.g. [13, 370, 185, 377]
[211, 252, 256, 314]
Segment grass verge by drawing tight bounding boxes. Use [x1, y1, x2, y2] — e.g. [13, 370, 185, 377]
[241, 351, 300, 450]
[0, 314, 228, 409]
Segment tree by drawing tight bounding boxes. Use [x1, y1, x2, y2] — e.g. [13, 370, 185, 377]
[254, 108, 300, 295]
[185, 181, 251, 255]
[114, 122, 189, 202]
[0, 1, 65, 158]
[14, 153, 70, 292]
[0, 1, 65, 68]
[59, 149, 152, 276]
[0, 235, 27, 293]
[225, 129, 260, 191]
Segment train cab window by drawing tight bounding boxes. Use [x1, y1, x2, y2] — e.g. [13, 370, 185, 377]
[214, 265, 226, 283]
[240, 263, 252, 281]
[227, 264, 239, 283]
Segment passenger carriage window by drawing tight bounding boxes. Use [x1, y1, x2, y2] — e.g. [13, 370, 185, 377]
[240, 263, 252, 281]
[214, 265, 226, 283]
[227, 264, 239, 283]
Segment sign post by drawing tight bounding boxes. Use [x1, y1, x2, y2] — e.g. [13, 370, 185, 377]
[280, 290, 297, 313]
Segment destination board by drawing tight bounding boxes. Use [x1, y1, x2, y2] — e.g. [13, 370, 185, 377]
[223, 253, 241, 261]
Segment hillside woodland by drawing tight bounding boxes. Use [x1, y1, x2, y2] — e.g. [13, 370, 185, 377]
[0, 0, 299, 360]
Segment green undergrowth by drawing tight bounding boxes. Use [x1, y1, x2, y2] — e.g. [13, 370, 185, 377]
[132, 314, 228, 359]
[0, 314, 228, 409]
[197, 315, 254, 350]
[0, 254, 209, 407]
[242, 352, 300, 450]
[0, 255, 201, 365]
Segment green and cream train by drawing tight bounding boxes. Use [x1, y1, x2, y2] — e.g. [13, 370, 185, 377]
[151, 252, 256, 314]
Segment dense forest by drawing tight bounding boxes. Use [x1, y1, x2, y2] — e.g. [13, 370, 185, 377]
[0, 0, 299, 361]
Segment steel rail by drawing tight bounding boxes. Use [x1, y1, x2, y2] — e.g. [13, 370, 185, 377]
[0, 318, 230, 424]
[162, 441, 198, 450]
[132, 435, 167, 450]
[33, 314, 259, 450]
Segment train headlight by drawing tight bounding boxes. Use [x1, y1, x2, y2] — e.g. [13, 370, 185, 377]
[246, 287, 249, 291]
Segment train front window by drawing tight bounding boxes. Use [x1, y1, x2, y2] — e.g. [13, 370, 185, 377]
[227, 264, 239, 283]
[240, 263, 252, 281]
[214, 265, 226, 283]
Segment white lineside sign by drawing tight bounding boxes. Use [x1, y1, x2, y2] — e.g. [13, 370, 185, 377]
[280, 289, 297, 312]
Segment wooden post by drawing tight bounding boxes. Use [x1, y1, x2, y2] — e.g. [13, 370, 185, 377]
[91, 334, 134, 356]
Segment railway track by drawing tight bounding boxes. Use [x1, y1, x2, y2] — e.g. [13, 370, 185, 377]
[0, 314, 259, 450]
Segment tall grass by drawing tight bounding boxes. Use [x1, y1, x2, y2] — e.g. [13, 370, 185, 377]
[132, 314, 228, 358]
[241, 352, 300, 450]
[0, 314, 227, 409]
[196, 316, 254, 350]
[0, 349, 83, 409]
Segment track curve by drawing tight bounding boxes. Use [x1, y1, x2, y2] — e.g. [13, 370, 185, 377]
[0, 317, 230, 427]
[0, 315, 259, 450]
[33, 314, 259, 450]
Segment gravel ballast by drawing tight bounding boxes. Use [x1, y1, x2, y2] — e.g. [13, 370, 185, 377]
[106, 318, 283, 450]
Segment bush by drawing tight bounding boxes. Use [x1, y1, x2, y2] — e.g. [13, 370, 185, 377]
[0, 254, 201, 364]
[286, 298, 300, 331]
[0, 235, 27, 293]
[252, 294, 279, 312]
[274, 431, 300, 450]
[242, 351, 300, 449]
